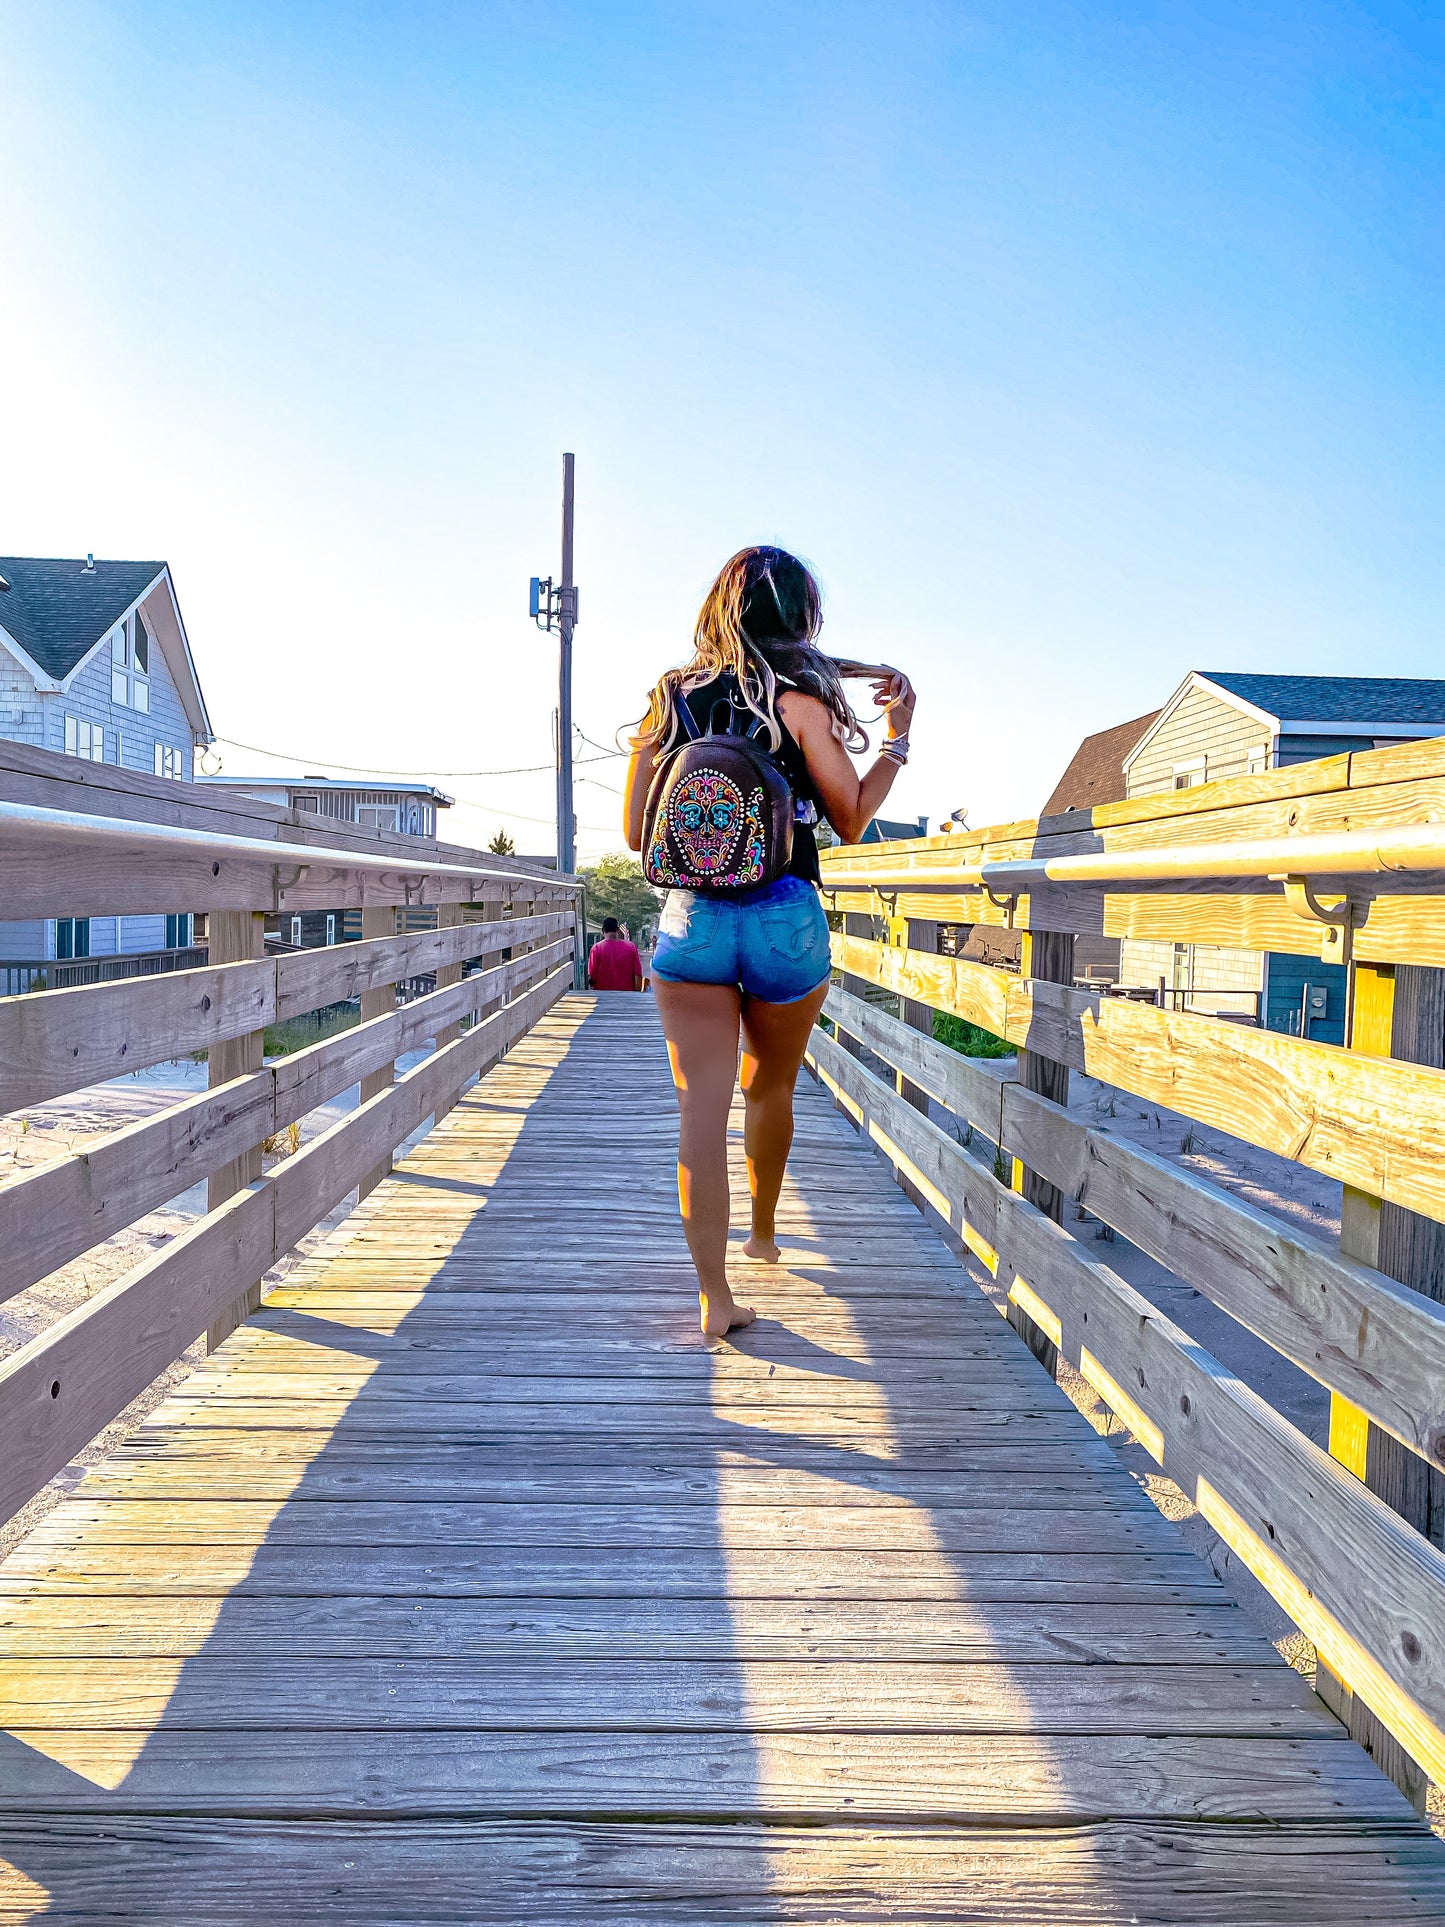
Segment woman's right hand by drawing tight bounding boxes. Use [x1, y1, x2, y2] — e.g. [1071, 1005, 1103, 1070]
[868, 665, 915, 740]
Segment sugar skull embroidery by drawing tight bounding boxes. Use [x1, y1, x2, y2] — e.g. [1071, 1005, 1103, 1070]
[666, 769, 744, 878]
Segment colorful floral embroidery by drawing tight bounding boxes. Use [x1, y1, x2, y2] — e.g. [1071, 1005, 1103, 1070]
[666, 768, 744, 880]
[645, 807, 683, 886]
[735, 787, 767, 886]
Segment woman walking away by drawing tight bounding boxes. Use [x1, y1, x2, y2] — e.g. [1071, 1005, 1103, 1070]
[624, 546, 916, 1337]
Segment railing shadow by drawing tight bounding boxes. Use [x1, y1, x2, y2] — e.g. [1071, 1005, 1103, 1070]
[0, 994, 1428, 1918]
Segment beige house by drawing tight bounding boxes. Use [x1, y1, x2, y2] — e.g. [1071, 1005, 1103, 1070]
[1117, 672, 1445, 1040]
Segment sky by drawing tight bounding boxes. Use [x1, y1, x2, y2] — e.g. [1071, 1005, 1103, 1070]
[2, 1, 1442, 864]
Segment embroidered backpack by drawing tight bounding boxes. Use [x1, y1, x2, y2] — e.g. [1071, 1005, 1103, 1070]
[642, 680, 795, 894]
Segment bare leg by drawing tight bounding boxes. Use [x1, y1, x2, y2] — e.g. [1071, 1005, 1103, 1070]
[652, 978, 756, 1336]
[739, 980, 831, 1263]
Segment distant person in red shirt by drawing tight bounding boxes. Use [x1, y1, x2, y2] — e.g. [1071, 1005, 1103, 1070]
[587, 918, 644, 992]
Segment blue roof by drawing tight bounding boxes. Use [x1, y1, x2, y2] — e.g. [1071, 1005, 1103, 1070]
[1202, 672, 1445, 728]
[0, 556, 166, 682]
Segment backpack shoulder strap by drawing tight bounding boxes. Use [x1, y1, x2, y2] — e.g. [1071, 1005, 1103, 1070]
[672, 687, 702, 743]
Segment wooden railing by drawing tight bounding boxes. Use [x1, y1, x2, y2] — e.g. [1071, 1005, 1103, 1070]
[815, 734, 1445, 1807]
[0, 740, 579, 1531]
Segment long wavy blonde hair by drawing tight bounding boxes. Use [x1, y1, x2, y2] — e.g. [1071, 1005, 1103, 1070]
[635, 546, 867, 755]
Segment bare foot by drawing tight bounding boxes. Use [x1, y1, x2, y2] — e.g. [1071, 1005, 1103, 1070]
[700, 1291, 756, 1337]
[743, 1234, 782, 1264]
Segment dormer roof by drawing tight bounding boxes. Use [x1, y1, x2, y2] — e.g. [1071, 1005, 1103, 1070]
[0, 555, 212, 741]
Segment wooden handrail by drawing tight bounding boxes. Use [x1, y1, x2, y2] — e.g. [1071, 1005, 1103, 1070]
[0, 961, 573, 1526]
[817, 735, 1445, 967]
[0, 758, 582, 1533]
[0, 939, 572, 1304]
[825, 982, 1445, 1467]
[833, 933, 1445, 1225]
[807, 1018, 1445, 1789]
[0, 911, 575, 1110]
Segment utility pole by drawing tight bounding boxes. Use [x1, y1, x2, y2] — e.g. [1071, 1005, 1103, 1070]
[529, 452, 578, 878]
[557, 453, 576, 878]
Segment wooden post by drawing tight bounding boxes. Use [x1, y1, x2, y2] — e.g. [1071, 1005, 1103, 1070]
[358, 905, 399, 1199]
[839, 911, 874, 1064]
[432, 904, 465, 1117]
[895, 917, 937, 1115]
[205, 910, 268, 1354]
[1007, 927, 1074, 1374]
[1321, 959, 1445, 1807]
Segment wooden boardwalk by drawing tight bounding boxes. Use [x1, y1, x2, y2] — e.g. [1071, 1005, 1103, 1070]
[1, 994, 1443, 1922]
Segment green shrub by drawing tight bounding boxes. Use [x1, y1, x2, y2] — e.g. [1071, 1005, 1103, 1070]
[264, 1003, 360, 1059]
[933, 1010, 1014, 1059]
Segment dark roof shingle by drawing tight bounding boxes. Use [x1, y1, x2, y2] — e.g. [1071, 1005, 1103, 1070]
[0, 556, 166, 681]
[1043, 711, 1160, 815]
[1202, 672, 1445, 728]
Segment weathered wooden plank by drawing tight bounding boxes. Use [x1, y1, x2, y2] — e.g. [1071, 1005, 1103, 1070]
[0, 1657, 1333, 1736]
[818, 738, 1445, 964]
[808, 1025, 1445, 1785]
[2, 1817, 1441, 1926]
[0, 1595, 1272, 1663]
[833, 933, 1445, 1225]
[0, 917, 570, 1113]
[0, 1544, 1228, 1603]
[825, 982, 1445, 1468]
[273, 911, 572, 1019]
[0, 1730, 1408, 1823]
[18, 1500, 1175, 1555]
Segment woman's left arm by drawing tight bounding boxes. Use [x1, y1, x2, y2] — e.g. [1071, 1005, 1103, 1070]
[623, 738, 656, 852]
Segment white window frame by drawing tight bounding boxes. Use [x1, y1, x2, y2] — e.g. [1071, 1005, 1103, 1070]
[1245, 746, 1268, 775]
[1172, 757, 1207, 790]
[355, 803, 401, 832]
[154, 743, 183, 780]
[110, 612, 151, 712]
[64, 715, 104, 761]
[325, 913, 337, 946]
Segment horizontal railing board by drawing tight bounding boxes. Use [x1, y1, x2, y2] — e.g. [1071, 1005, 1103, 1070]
[826, 735, 1445, 870]
[0, 940, 572, 1304]
[818, 737, 1445, 963]
[0, 738, 571, 888]
[818, 877, 1445, 967]
[834, 935, 1445, 1227]
[807, 1024, 1445, 1788]
[0, 912, 573, 1111]
[825, 983, 1445, 1469]
[817, 877, 1445, 968]
[272, 912, 573, 1019]
[0, 844, 572, 920]
[0, 964, 573, 1529]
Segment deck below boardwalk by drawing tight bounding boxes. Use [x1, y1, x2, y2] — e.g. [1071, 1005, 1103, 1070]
[1, 995, 1443, 1922]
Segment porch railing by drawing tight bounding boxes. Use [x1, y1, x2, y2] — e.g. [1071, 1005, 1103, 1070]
[0, 738, 579, 1534]
[816, 733, 1445, 1808]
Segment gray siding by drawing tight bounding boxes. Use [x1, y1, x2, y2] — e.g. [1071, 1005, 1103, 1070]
[0, 919, 48, 959]
[49, 637, 195, 778]
[0, 620, 201, 961]
[0, 647, 46, 746]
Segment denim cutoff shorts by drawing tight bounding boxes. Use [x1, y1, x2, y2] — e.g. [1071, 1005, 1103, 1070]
[650, 873, 832, 1005]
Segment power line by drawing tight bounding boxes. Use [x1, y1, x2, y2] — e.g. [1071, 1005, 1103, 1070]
[209, 733, 624, 777]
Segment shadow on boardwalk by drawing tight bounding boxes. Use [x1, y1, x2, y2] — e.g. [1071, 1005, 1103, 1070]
[0, 997, 1441, 1921]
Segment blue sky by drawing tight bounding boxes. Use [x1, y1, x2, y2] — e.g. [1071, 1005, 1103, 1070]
[2, 2, 1442, 858]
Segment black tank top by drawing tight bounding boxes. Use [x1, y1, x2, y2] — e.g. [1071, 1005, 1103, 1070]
[680, 672, 823, 886]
